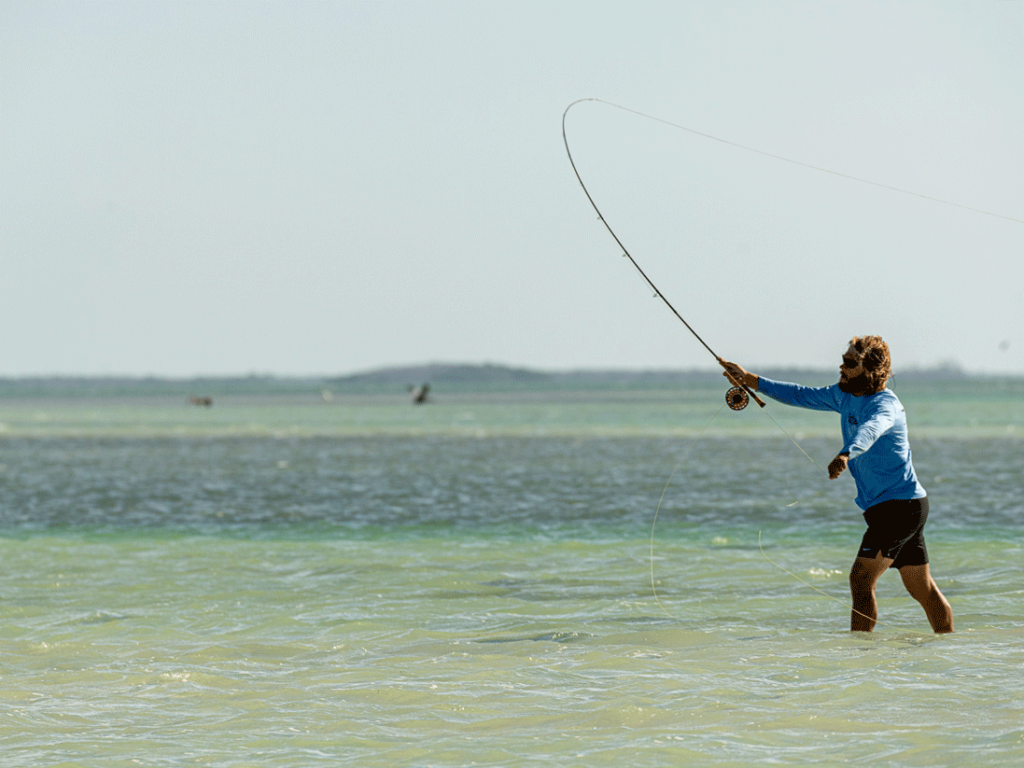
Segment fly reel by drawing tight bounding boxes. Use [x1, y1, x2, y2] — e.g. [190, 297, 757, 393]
[726, 386, 749, 411]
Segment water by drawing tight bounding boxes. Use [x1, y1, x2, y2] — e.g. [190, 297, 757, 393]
[1, 382, 1022, 766]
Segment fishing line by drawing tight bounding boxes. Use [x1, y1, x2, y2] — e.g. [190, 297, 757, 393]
[648, 408, 824, 622]
[564, 98, 1024, 225]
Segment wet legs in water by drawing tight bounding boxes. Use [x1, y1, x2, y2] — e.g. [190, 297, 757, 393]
[849, 552, 953, 633]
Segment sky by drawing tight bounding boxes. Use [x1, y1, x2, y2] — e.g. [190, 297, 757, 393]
[2, 1, 1022, 377]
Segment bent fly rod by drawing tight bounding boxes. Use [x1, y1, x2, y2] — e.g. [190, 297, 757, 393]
[562, 98, 764, 411]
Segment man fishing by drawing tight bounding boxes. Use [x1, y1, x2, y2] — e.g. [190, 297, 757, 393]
[719, 336, 954, 634]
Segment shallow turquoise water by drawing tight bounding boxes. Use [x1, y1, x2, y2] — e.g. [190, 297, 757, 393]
[0, 386, 1021, 766]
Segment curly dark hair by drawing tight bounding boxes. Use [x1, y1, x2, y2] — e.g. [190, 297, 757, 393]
[849, 335, 892, 394]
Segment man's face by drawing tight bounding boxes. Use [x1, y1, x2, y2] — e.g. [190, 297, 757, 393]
[838, 344, 869, 395]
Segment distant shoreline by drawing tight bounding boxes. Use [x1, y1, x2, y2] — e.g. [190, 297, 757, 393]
[0, 361, 1016, 398]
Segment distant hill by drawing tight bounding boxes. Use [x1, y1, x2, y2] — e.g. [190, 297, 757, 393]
[328, 363, 552, 387]
[0, 360, 993, 398]
[326, 361, 974, 391]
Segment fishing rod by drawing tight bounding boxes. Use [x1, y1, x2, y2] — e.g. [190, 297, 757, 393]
[564, 97, 1023, 408]
[562, 98, 764, 411]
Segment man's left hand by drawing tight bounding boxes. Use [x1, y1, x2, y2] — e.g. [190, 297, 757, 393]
[828, 453, 849, 480]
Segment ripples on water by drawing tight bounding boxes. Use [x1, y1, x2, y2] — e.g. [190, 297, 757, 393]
[2, 433, 1020, 534]
[0, 396, 1022, 766]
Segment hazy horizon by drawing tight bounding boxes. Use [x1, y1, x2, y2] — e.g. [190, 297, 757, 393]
[0, 357, 998, 382]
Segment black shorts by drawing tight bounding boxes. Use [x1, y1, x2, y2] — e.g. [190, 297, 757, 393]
[857, 496, 930, 569]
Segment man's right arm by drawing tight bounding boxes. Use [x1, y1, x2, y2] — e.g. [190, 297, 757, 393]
[718, 358, 839, 412]
[757, 377, 840, 412]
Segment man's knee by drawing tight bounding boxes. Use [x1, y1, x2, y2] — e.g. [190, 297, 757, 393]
[850, 554, 890, 590]
[899, 565, 936, 603]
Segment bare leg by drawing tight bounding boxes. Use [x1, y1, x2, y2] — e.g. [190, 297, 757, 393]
[899, 564, 954, 633]
[849, 553, 894, 632]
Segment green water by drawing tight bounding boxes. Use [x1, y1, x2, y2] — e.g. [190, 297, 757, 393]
[1, 382, 1021, 765]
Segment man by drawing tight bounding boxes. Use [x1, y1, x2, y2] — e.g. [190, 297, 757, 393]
[719, 336, 953, 633]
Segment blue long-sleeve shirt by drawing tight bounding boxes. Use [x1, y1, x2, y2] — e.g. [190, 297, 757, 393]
[758, 377, 926, 510]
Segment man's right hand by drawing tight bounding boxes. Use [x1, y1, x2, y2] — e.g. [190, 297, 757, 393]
[717, 357, 758, 391]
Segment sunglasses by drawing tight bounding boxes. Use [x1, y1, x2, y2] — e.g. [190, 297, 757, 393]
[841, 356, 862, 370]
